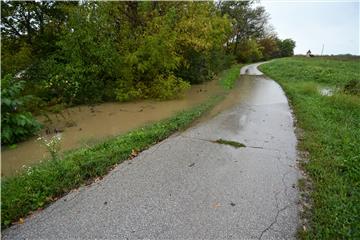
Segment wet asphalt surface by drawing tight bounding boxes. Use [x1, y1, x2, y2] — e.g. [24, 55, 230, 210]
[3, 63, 300, 239]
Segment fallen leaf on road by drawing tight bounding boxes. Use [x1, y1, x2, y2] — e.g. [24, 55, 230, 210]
[19, 218, 24, 224]
[131, 149, 138, 158]
[46, 196, 54, 201]
[212, 202, 221, 208]
[94, 177, 102, 183]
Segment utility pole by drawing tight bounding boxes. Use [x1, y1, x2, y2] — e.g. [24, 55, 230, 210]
[321, 44, 324, 56]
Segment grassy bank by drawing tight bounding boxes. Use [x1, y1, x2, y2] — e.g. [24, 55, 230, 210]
[259, 57, 360, 239]
[219, 64, 243, 89]
[1, 64, 242, 229]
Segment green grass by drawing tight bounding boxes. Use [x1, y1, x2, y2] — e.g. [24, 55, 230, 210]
[219, 64, 243, 89]
[259, 56, 360, 239]
[1, 64, 242, 229]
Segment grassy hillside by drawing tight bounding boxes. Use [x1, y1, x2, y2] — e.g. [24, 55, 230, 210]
[260, 57, 360, 239]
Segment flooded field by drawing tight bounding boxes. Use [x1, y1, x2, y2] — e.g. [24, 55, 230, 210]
[1, 79, 224, 177]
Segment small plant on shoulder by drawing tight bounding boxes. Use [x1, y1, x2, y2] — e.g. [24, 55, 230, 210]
[37, 134, 62, 161]
[21, 165, 34, 176]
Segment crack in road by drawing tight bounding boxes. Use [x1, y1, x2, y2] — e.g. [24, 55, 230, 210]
[258, 163, 297, 240]
[258, 187, 291, 240]
[180, 133, 298, 240]
[179, 134, 282, 152]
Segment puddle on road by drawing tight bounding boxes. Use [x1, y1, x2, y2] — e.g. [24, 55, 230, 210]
[2, 80, 223, 177]
[195, 75, 287, 125]
[196, 75, 255, 123]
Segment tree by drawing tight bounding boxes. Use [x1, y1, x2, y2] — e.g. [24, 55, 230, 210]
[1, 1, 291, 107]
[218, 1, 269, 55]
[1, 1, 77, 75]
[173, 2, 231, 83]
[278, 39, 296, 57]
[236, 38, 263, 63]
[259, 35, 280, 60]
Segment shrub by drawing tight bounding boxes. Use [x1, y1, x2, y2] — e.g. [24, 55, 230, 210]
[115, 82, 143, 102]
[259, 36, 280, 60]
[343, 79, 360, 96]
[1, 75, 42, 145]
[149, 74, 190, 100]
[236, 39, 263, 63]
[277, 38, 296, 57]
[115, 74, 190, 102]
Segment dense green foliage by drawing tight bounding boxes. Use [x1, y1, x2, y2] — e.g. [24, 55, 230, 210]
[277, 39, 296, 58]
[218, 1, 295, 62]
[1, 75, 42, 144]
[1, 1, 295, 105]
[1, 1, 295, 145]
[1, 2, 227, 104]
[260, 57, 360, 239]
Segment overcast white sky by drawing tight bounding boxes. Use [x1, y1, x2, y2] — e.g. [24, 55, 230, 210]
[259, 0, 360, 55]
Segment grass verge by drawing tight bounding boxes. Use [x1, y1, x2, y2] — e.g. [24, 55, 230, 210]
[259, 56, 360, 239]
[219, 64, 243, 89]
[1, 64, 242, 229]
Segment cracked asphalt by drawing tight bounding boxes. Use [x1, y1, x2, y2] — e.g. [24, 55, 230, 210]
[3, 63, 300, 239]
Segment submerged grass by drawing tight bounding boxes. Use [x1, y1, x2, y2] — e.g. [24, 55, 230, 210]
[259, 56, 360, 239]
[219, 64, 243, 90]
[1, 64, 242, 229]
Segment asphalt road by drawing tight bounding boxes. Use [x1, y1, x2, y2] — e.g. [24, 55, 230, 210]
[3, 63, 300, 240]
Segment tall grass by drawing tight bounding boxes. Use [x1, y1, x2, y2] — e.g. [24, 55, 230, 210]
[219, 64, 243, 89]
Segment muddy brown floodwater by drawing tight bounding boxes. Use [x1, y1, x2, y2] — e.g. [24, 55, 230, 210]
[1, 75, 259, 177]
[1, 79, 224, 177]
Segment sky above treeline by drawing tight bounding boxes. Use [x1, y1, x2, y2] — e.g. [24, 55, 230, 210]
[260, 0, 359, 55]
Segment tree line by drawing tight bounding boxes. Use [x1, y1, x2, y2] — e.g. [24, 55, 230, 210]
[1, 1, 295, 144]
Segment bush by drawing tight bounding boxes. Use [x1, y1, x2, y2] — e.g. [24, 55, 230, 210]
[176, 50, 212, 84]
[115, 81, 143, 102]
[277, 38, 296, 57]
[1, 42, 33, 77]
[149, 74, 190, 100]
[236, 39, 263, 63]
[259, 36, 279, 60]
[115, 74, 190, 102]
[343, 79, 360, 96]
[1, 75, 42, 145]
